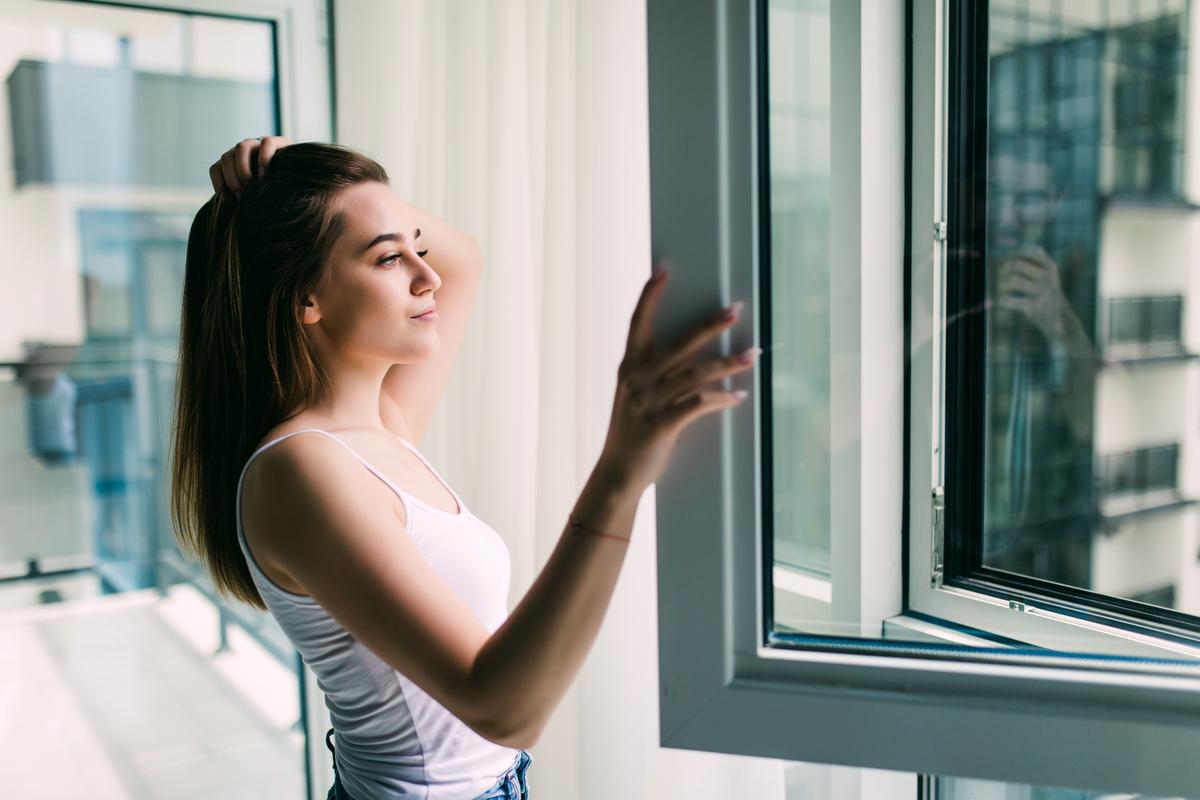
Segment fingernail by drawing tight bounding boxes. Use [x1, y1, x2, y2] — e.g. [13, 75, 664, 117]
[731, 390, 748, 401]
[737, 346, 762, 364]
[720, 300, 744, 320]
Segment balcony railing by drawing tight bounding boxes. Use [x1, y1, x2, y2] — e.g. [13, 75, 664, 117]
[1097, 442, 1197, 521]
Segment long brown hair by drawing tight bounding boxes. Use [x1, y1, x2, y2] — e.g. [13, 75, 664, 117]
[169, 141, 389, 609]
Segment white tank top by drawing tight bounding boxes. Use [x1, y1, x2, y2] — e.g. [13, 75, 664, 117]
[234, 428, 521, 799]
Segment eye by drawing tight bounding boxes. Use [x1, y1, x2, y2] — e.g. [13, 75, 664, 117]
[379, 248, 430, 265]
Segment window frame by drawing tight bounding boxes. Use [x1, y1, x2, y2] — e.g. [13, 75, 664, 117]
[74, 0, 333, 156]
[649, 0, 1200, 794]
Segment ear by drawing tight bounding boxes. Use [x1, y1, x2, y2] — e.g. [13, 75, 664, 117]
[302, 298, 322, 324]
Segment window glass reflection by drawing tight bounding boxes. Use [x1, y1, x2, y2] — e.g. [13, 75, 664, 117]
[984, 0, 1200, 610]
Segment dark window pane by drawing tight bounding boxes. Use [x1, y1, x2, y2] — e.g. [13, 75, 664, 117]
[982, 1, 1194, 611]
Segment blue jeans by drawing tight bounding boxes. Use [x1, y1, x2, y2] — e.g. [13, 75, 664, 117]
[325, 727, 533, 799]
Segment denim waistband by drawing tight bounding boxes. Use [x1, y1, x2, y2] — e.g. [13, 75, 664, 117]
[325, 727, 533, 799]
[475, 748, 533, 799]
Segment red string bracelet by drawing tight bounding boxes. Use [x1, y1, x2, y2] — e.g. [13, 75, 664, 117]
[569, 514, 630, 543]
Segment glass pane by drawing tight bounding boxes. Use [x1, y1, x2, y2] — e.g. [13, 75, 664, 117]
[0, 2, 303, 797]
[767, 0, 832, 589]
[983, 0, 1200, 613]
[765, 0, 1200, 683]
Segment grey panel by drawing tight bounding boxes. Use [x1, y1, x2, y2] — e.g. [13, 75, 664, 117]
[7, 59, 276, 189]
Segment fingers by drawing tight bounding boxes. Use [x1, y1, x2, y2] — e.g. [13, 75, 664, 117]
[658, 347, 759, 402]
[651, 301, 742, 383]
[257, 135, 293, 177]
[997, 271, 1040, 297]
[999, 258, 1044, 282]
[234, 139, 256, 187]
[623, 259, 670, 363]
[207, 136, 292, 196]
[661, 388, 748, 430]
[1014, 245, 1059, 278]
[993, 294, 1035, 317]
[219, 153, 242, 196]
[620, 253, 751, 386]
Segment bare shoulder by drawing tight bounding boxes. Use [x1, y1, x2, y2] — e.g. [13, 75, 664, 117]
[240, 426, 406, 590]
[243, 422, 335, 502]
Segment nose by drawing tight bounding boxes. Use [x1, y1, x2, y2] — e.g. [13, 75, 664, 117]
[415, 255, 441, 291]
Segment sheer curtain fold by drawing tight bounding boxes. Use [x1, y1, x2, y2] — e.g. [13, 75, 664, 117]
[335, 1, 786, 797]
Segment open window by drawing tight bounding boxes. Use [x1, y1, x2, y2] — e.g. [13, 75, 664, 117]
[648, 0, 1200, 794]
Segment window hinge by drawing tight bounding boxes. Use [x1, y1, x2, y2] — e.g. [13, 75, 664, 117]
[931, 486, 945, 588]
[933, 221, 947, 241]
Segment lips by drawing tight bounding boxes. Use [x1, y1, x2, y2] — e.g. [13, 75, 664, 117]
[411, 307, 436, 318]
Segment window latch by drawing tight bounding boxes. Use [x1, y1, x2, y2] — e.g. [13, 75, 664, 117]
[933, 221, 947, 241]
[931, 485, 945, 588]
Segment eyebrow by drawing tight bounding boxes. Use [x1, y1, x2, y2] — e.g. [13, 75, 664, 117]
[360, 227, 421, 255]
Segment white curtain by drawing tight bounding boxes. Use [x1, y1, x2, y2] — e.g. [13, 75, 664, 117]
[333, 1, 788, 797]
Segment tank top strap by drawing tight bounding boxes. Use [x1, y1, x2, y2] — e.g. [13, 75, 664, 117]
[396, 436, 440, 473]
[393, 436, 466, 514]
[238, 428, 347, 484]
[238, 428, 465, 519]
[243, 427, 405, 490]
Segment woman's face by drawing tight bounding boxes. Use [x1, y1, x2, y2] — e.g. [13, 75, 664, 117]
[303, 181, 441, 367]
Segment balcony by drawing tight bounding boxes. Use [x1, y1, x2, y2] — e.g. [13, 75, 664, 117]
[1097, 442, 1197, 522]
[1103, 295, 1199, 364]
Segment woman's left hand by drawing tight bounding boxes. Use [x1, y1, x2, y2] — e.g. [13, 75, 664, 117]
[208, 135, 294, 197]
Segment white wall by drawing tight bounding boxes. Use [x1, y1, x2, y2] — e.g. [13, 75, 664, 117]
[1093, 508, 1193, 599]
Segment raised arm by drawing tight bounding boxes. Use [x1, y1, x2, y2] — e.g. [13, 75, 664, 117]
[380, 203, 484, 446]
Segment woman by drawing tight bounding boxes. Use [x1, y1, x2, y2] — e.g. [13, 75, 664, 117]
[170, 136, 759, 799]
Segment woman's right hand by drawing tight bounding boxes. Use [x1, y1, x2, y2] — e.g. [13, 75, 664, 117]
[208, 135, 294, 198]
[598, 259, 760, 492]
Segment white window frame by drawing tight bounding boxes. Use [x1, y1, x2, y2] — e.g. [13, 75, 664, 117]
[648, 0, 1200, 795]
[92, 0, 333, 145]
[75, 1, 333, 798]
